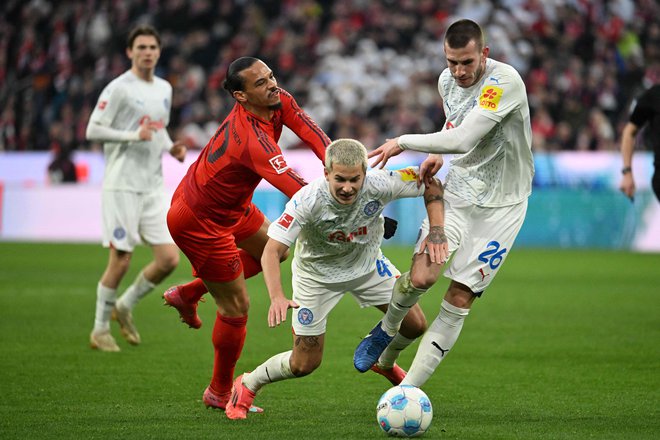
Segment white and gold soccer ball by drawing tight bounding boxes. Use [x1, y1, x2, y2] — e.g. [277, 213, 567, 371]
[376, 385, 433, 437]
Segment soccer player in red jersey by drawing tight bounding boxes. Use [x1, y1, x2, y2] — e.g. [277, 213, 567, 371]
[165, 57, 330, 410]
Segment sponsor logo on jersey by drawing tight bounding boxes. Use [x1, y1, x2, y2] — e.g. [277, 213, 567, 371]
[298, 308, 314, 325]
[113, 227, 126, 240]
[364, 200, 381, 216]
[277, 213, 294, 229]
[98, 101, 107, 110]
[328, 226, 367, 242]
[269, 154, 289, 174]
[395, 167, 418, 182]
[479, 85, 503, 111]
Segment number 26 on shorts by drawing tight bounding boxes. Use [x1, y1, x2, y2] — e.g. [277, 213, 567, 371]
[477, 241, 507, 270]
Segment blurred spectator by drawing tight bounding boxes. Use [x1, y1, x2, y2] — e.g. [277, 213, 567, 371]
[0, 0, 658, 153]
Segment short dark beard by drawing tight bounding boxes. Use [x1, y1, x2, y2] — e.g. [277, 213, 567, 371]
[268, 101, 282, 110]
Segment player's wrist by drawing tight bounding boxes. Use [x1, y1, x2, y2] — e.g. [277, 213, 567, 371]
[621, 166, 632, 175]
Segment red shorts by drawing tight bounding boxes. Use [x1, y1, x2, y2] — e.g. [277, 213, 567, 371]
[167, 190, 265, 282]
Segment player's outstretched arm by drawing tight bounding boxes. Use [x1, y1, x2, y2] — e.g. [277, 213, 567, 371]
[261, 238, 299, 327]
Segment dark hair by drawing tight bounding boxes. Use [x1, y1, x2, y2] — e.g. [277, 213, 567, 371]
[444, 19, 484, 50]
[127, 24, 161, 49]
[223, 57, 261, 94]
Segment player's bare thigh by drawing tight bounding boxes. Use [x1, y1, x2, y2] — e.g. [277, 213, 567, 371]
[236, 217, 289, 262]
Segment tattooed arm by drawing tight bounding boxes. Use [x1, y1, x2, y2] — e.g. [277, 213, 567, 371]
[419, 178, 449, 264]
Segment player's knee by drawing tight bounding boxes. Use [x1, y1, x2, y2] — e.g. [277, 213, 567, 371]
[158, 252, 179, 273]
[409, 271, 438, 290]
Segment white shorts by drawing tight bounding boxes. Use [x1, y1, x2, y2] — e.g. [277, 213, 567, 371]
[291, 252, 400, 336]
[414, 191, 528, 294]
[102, 189, 174, 252]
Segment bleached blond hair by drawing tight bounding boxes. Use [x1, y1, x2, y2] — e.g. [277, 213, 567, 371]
[324, 138, 368, 173]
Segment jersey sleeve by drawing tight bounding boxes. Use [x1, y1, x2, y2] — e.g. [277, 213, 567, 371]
[86, 82, 140, 142]
[474, 68, 525, 123]
[279, 89, 330, 161]
[89, 82, 126, 127]
[247, 126, 309, 198]
[267, 190, 307, 246]
[629, 90, 653, 127]
[380, 167, 426, 200]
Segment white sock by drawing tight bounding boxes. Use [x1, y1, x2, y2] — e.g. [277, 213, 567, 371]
[93, 283, 117, 332]
[243, 350, 294, 393]
[382, 272, 427, 336]
[377, 333, 416, 369]
[116, 271, 155, 311]
[402, 299, 469, 387]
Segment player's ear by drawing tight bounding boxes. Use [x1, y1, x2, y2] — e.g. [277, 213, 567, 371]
[233, 91, 247, 103]
[482, 46, 490, 59]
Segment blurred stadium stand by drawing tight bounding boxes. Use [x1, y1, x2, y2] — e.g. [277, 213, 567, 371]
[0, 0, 658, 250]
[0, 0, 658, 152]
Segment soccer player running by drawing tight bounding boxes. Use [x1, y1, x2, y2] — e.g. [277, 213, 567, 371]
[87, 24, 187, 352]
[618, 84, 660, 202]
[225, 138, 448, 419]
[165, 57, 330, 411]
[353, 19, 534, 389]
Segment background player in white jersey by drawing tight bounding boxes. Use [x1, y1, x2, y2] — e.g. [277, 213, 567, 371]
[224, 138, 448, 419]
[87, 24, 187, 352]
[354, 19, 535, 388]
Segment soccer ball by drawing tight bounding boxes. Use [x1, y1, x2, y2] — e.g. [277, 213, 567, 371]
[376, 385, 433, 437]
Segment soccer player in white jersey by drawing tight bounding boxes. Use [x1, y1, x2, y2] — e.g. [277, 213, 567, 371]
[224, 138, 448, 419]
[354, 19, 535, 389]
[86, 24, 187, 352]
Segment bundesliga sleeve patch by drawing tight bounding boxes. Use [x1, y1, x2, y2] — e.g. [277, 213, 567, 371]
[479, 85, 504, 111]
[98, 101, 107, 110]
[277, 213, 295, 229]
[269, 155, 289, 174]
[396, 167, 419, 181]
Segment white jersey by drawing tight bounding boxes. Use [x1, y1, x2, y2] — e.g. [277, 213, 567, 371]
[404, 58, 533, 207]
[89, 70, 174, 192]
[268, 168, 425, 283]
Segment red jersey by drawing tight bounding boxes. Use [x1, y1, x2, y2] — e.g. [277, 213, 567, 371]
[179, 89, 330, 226]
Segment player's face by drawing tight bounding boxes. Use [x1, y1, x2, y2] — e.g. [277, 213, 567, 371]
[127, 35, 161, 73]
[444, 40, 489, 88]
[325, 163, 365, 205]
[237, 60, 282, 110]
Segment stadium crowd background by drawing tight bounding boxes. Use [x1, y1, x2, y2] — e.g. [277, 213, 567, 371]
[0, 0, 658, 158]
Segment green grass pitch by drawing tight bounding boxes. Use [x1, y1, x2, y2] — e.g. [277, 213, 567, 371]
[0, 242, 658, 439]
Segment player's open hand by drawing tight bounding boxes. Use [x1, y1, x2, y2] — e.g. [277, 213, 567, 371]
[268, 295, 299, 328]
[169, 140, 187, 163]
[369, 138, 404, 169]
[417, 225, 449, 265]
[419, 154, 443, 188]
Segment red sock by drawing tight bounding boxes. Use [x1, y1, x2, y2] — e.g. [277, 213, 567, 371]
[210, 312, 248, 395]
[178, 278, 206, 303]
[239, 249, 262, 279]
